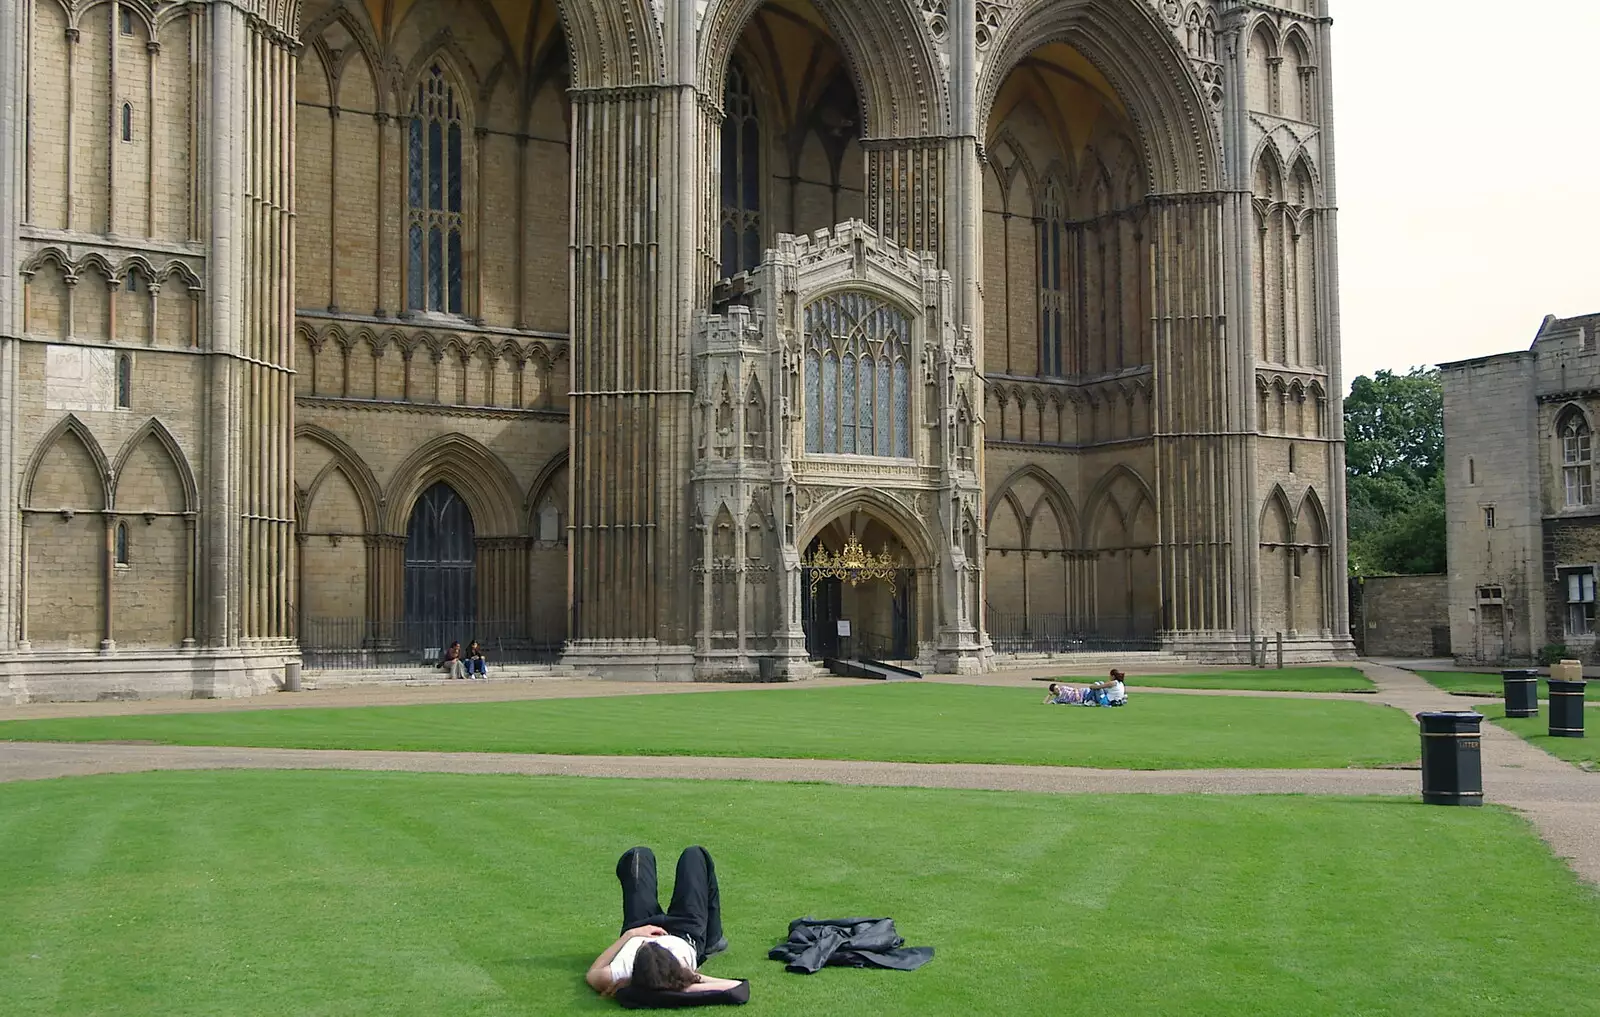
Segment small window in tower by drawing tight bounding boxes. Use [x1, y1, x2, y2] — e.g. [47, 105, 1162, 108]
[119, 9, 134, 35]
[1468, 457, 1476, 485]
[115, 522, 130, 567]
[1581, 327, 1594, 353]
[126, 271, 140, 293]
[116, 354, 132, 409]
[1484, 506, 1496, 529]
[121, 103, 133, 142]
[1288, 443, 1296, 473]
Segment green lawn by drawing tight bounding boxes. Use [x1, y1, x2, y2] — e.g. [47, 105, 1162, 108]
[1118, 667, 1375, 693]
[1, 771, 1597, 1017]
[0, 684, 1418, 770]
[1477, 703, 1599, 768]
[1412, 670, 1520, 697]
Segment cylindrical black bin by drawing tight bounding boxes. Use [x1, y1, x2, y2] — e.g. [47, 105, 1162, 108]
[1416, 711, 1484, 806]
[1502, 668, 1540, 718]
[1548, 679, 1587, 738]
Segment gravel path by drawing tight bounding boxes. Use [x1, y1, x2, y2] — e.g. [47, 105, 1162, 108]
[1, 660, 1595, 884]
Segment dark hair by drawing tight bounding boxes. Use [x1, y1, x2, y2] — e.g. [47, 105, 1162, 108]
[632, 942, 697, 992]
[1048, 683, 1061, 693]
[1109, 669, 1125, 680]
[449, 641, 461, 648]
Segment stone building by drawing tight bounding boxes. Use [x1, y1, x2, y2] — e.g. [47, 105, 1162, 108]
[1442, 312, 1600, 664]
[0, 0, 1353, 700]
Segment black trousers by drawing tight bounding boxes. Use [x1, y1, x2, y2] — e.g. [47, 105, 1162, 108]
[616, 846, 723, 963]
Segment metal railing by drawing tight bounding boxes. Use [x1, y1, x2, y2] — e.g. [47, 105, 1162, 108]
[986, 612, 1162, 654]
[298, 617, 563, 671]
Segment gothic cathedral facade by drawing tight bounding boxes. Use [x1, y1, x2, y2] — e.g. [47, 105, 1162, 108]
[0, 0, 1353, 699]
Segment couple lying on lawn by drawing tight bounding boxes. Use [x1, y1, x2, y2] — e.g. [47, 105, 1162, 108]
[1044, 669, 1128, 707]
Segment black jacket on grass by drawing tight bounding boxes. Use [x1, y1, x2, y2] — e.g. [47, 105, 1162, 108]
[768, 917, 935, 974]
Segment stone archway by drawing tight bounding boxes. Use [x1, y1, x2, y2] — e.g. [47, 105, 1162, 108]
[798, 499, 937, 662]
[403, 481, 477, 653]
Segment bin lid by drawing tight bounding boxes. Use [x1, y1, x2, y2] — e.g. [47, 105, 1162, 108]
[1415, 711, 1485, 721]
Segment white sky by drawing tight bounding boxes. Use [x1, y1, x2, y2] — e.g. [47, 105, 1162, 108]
[1331, 3, 1600, 387]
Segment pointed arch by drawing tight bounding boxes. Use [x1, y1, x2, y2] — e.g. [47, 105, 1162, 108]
[797, 487, 940, 568]
[384, 433, 521, 536]
[110, 417, 198, 512]
[987, 463, 1081, 545]
[1260, 484, 1295, 544]
[22, 414, 111, 509]
[557, 0, 662, 88]
[1295, 487, 1329, 546]
[1252, 142, 1286, 200]
[698, 0, 947, 138]
[526, 449, 570, 525]
[1081, 463, 1156, 541]
[295, 423, 383, 534]
[979, 0, 1220, 193]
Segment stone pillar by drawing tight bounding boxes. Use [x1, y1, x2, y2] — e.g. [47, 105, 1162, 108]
[562, 55, 696, 677]
[1314, 12, 1353, 647]
[863, 140, 946, 258]
[199, 3, 296, 667]
[0, 0, 22, 652]
[1150, 194, 1236, 638]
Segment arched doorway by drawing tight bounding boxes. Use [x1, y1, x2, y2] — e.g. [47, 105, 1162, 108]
[403, 482, 475, 651]
[801, 517, 915, 661]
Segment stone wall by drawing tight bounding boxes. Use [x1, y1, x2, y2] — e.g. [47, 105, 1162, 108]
[1355, 574, 1449, 658]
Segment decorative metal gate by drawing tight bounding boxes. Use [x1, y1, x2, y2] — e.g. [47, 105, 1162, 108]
[403, 482, 475, 652]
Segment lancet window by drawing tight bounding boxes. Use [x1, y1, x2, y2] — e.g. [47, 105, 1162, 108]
[1562, 411, 1593, 507]
[803, 292, 912, 458]
[407, 64, 466, 315]
[1037, 180, 1067, 378]
[720, 61, 762, 278]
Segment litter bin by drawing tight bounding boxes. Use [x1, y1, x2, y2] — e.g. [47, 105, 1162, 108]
[1502, 668, 1540, 718]
[1548, 679, 1587, 738]
[283, 661, 302, 692]
[757, 656, 777, 683]
[1416, 711, 1484, 806]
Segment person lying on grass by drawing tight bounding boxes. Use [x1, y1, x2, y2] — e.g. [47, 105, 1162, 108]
[1043, 682, 1084, 705]
[585, 845, 744, 999]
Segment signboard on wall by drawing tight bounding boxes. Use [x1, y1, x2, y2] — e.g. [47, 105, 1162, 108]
[45, 345, 117, 412]
[836, 619, 851, 637]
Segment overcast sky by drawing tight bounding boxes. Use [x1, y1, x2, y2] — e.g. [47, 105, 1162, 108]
[1331, 3, 1599, 387]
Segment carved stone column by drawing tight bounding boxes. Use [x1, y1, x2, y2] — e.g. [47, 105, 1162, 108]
[864, 139, 946, 258]
[200, 4, 296, 655]
[0, 0, 22, 654]
[562, 83, 695, 680]
[1150, 194, 1238, 642]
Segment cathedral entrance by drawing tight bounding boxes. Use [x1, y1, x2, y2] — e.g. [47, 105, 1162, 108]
[800, 519, 915, 661]
[403, 482, 475, 652]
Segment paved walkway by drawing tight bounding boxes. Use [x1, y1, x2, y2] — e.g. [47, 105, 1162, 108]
[1, 660, 1595, 884]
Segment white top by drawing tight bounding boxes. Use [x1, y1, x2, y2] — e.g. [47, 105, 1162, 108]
[609, 934, 699, 984]
[1106, 680, 1127, 703]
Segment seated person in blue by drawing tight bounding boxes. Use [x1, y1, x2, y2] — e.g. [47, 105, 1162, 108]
[585, 846, 744, 1000]
[1081, 669, 1129, 706]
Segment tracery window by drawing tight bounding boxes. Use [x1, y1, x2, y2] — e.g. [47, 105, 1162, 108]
[720, 61, 762, 277]
[803, 292, 912, 457]
[1037, 181, 1067, 378]
[1562, 412, 1593, 507]
[407, 64, 466, 315]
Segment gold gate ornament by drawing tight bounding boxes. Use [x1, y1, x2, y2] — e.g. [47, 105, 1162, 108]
[806, 533, 900, 593]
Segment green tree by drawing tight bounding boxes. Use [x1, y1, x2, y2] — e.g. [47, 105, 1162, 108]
[1343, 368, 1446, 576]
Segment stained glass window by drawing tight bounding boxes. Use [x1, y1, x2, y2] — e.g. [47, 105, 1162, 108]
[803, 292, 913, 457]
[719, 61, 762, 278]
[407, 64, 466, 315]
[1038, 180, 1067, 378]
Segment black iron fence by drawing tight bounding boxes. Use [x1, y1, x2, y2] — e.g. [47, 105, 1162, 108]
[986, 612, 1162, 654]
[299, 617, 563, 671]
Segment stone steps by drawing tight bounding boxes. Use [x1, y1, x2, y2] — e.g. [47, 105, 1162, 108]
[303, 664, 593, 689]
[988, 651, 1193, 672]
